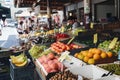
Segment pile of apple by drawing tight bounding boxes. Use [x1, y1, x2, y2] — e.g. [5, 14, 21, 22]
[50, 41, 82, 54]
[37, 53, 63, 73]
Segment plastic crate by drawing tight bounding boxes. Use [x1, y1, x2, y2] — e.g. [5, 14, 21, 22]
[10, 59, 35, 80]
[0, 73, 11, 80]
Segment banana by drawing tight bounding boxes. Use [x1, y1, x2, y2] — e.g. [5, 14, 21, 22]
[10, 53, 27, 64]
[14, 59, 28, 67]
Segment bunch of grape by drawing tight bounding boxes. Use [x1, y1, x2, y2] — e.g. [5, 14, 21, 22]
[98, 40, 110, 51]
[100, 64, 120, 75]
[112, 41, 120, 53]
[38, 49, 52, 57]
[98, 40, 120, 54]
[29, 45, 46, 59]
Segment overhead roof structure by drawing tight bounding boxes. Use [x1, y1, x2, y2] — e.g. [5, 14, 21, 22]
[15, 0, 82, 10]
[0, 4, 10, 18]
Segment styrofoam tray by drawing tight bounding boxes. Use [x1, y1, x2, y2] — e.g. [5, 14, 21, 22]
[62, 55, 86, 68]
[68, 65, 120, 80]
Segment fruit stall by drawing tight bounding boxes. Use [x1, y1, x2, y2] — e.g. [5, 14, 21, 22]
[1, 27, 120, 80]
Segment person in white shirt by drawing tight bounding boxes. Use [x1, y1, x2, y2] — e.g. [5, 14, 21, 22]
[0, 23, 2, 35]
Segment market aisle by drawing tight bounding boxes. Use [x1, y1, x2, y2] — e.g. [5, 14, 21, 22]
[0, 27, 19, 48]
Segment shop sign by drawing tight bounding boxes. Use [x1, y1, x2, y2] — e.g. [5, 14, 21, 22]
[84, 0, 90, 14]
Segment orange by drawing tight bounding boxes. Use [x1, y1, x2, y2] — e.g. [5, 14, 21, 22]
[101, 52, 107, 58]
[88, 48, 93, 53]
[74, 53, 79, 57]
[77, 54, 84, 60]
[94, 49, 102, 55]
[91, 48, 97, 53]
[87, 52, 94, 58]
[93, 54, 101, 60]
[82, 51, 88, 56]
[107, 52, 113, 58]
[88, 58, 95, 64]
[83, 56, 89, 63]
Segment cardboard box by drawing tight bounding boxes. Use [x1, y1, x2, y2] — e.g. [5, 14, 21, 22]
[35, 59, 58, 80]
[35, 59, 47, 80]
[68, 65, 118, 80]
[62, 55, 86, 68]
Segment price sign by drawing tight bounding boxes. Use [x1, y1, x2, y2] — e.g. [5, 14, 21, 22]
[58, 51, 70, 62]
[93, 33, 98, 44]
[108, 37, 118, 49]
[90, 22, 94, 29]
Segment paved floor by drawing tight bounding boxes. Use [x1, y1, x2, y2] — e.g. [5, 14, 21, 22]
[0, 27, 19, 48]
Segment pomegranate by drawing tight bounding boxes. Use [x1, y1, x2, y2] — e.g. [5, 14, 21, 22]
[50, 63, 58, 70]
[38, 57, 44, 64]
[47, 53, 55, 60]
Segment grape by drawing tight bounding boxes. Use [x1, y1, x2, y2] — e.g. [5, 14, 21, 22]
[98, 40, 120, 54]
[29, 45, 47, 59]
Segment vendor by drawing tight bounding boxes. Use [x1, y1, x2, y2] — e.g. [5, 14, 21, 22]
[65, 16, 74, 30]
[72, 17, 80, 29]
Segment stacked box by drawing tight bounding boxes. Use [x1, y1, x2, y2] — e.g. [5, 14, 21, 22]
[10, 59, 35, 80]
[0, 73, 11, 80]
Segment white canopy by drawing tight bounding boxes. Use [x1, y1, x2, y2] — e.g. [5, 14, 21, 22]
[16, 11, 35, 17]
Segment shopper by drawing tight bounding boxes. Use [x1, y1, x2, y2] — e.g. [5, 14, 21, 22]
[1, 15, 6, 27]
[17, 21, 24, 35]
[27, 18, 33, 32]
[0, 23, 2, 35]
[23, 19, 29, 34]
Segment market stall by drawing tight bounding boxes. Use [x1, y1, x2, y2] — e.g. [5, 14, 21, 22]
[0, 24, 120, 80]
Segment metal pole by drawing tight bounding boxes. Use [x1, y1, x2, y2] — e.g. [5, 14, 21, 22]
[115, 0, 117, 17]
[47, 0, 52, 29]
[118, 0, 120, 18]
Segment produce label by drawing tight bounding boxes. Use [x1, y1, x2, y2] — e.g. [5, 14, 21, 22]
[108, 37, 118, 49]
[93, 33, 98, 44]
[58, 51, 70, 62]
[90, 22, 94, 29]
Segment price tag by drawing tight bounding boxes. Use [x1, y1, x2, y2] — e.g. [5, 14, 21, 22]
[58, 51, 70, 62]
[93, 33, 98, 44]
[90, 22, 94, 29]
[108, 37, 118, 49]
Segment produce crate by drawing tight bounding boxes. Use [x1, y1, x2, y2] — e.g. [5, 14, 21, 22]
[35, 59, 47, 80]
[62, 55, 86, 68]
[35, 59, 60, 80]
[95, 56, 117, 64]
[69, 65, 117, 80]
[97, 62, 120, 76]
[69, 47, 118, 65]
[0, 73, 11, 80]
[0, 49, 13, 58]
[10, 59, 35, 80]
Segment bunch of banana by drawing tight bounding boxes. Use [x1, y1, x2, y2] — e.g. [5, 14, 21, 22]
[10, 53, 28, 67]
